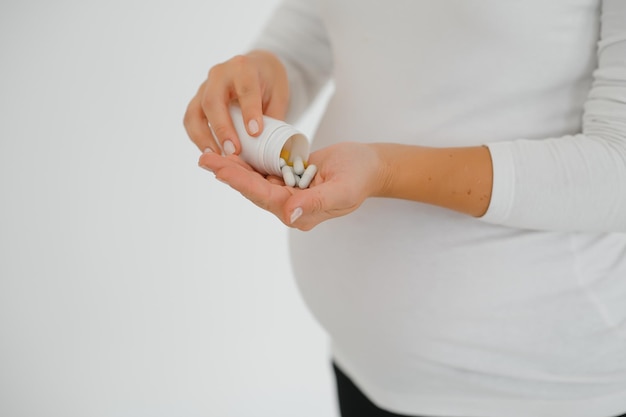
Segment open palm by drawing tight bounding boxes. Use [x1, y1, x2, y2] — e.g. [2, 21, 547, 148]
[198, 142, 383, 230]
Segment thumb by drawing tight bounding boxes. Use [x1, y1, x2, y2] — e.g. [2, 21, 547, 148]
[284, 186, 325, 229]
[284, 181, 353, 230]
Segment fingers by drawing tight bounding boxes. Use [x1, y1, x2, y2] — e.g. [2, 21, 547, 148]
[200, 153, 294, 216]
[199, 155, 341, 231]
[283, 187, 327, 231]
[183, 87, 220, 153]
[251, 50, 290, 120]
[232, 57, 264, 137]
[202, 66, 239, 155]
[261, 80, 290, 121]
[266, 175, 284, 186]
[201, 55, 267, 155]
[199, 151, 334, 231]
[185, 51, 290, 157]
[198, 151, 255, 173]
[283, 179, 361, 231]
[263, 94, 289, 122]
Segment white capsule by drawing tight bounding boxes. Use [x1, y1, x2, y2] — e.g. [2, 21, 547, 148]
[279, 158, 287, 168]
[281, 165, 296, 187]
[293, 174, 301, 187]
[293, 155, 305, 175]
[297, 164, 317, 189]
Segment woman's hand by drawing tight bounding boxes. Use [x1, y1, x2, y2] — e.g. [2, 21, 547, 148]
[198, 142, 387, 231]
[183, 50, 289, 155]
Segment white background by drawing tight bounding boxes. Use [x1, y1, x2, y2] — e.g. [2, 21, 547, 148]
[0, 1, 336, 416]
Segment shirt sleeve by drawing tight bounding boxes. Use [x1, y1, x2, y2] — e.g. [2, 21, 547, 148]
[252, 0, 333, 124]
[481, 0, 626, 233]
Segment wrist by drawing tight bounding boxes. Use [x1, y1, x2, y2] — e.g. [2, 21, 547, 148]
[368, 143, 395, 198]
[367, 143, 493, 217]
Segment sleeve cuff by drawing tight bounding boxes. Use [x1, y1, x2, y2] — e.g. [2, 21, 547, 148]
[479, 142, 517, 225]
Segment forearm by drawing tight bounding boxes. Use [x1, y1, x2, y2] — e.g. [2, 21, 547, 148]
[371, 143, 493, 218]
[368, 0, 626, 232]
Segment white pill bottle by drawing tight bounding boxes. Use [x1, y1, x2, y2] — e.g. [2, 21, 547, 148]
[228, 106, 310, 177]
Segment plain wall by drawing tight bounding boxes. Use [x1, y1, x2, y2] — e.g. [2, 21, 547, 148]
[0, 1, 336, 416]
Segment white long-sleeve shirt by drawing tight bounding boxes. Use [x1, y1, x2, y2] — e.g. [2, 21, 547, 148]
[255, 1, 626, 416]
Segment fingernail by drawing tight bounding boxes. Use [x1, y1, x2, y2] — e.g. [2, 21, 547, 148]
[248, 119, 259, 135]
[290, 207, 303, 224]
[198, 163, 213, 172]
[223, 140, 235, 155]
[203, 148, 213, 154]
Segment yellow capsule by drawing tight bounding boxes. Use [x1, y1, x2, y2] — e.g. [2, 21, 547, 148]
[280, 148, 290, 162]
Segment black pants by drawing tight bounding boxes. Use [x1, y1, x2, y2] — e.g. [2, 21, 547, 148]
[333, 362, 626, 417]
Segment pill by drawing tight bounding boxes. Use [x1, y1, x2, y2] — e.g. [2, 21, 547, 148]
[279, 158, 287, 168]
[281, 165, 296, 187]
[293, 156, 305, 175]
[280, 148, 290, 162]
[297, 164, 317, 189]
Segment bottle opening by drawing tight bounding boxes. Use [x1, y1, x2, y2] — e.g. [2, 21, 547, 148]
[281, 133, 309, 165]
